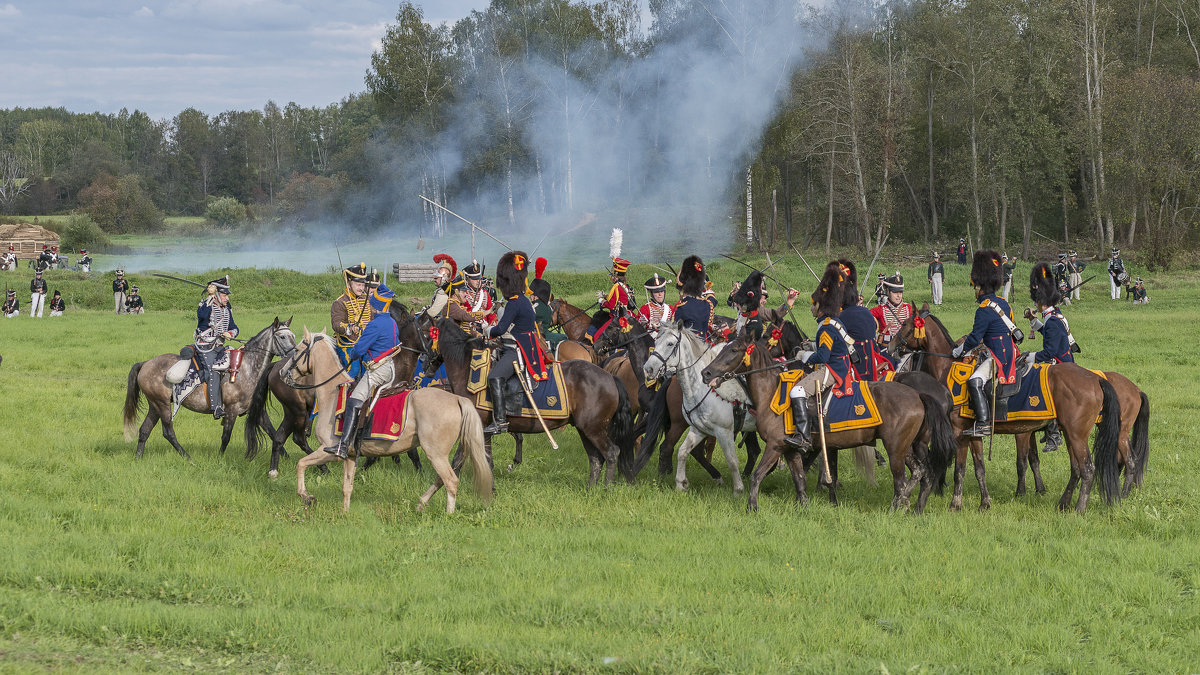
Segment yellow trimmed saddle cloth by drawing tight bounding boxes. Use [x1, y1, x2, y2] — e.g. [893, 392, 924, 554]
[950, 362, 1057, 422]
[771, 371, 882, 435]
[467, 347, 570, 421]
[333, 384, 414, 441]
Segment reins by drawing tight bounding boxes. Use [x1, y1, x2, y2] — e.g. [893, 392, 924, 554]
[284, 335, 351, 390]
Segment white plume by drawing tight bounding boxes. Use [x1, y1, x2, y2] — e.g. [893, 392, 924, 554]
[609, 228, 623, 259]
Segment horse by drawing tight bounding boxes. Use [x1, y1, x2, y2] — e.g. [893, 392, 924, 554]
[592, 317, 729, 483]
[636, 324, 763, 495]
[244, 301, 426, 478]
[285, 329, 493, 514]
[124, 318, 296, 460]
[700, 322, 957, 513]
[886, 306, 1123, 512]
[429, 317, 636, 487]
[548, 298, 600, 363]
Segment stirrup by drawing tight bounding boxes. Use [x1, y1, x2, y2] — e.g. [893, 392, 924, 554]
[783, 433, 811, 449]
[482, 420, 508, 435]
[969, 422, 991, 438]
[323, 444, 348, 459]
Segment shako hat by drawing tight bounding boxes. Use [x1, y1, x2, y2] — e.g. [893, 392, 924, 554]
[678, 255, 706, 297]
[208, 275, 231, 295]
[882, 272, 904, 292]
[368, 270, 395, 313]
[611, 257, 631, 275]
[970, 250, 1004, 295]
[932, 251, 939, 259]
[1112, 247, 1120, 256]
[1029, 262, 1061, 307]
[495, 250, 530, 299]
[116, 269, 124, 276]
[343, 262, 367, 287]
[529, 257, 551, 304]
[462, 260, 483, 279]
[643, 273, 669, 293]
[1058, 252, 1067, 260]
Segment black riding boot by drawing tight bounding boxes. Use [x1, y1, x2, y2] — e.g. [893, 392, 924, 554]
[967, 379, 992, 437]
[208, 369, 224, 419]
[783, 396, 812, 450]
[1041, 420, 1062, 453]
[326, 398, 363, 459]
[482, 378, 509, 435]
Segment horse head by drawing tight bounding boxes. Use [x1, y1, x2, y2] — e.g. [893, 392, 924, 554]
[269, 316, 297, 358]
[700, 327, 790, 386]
[644, 324, 682, 382]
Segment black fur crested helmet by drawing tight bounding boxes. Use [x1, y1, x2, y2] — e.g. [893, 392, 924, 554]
[495, 250, 530, 299]
[836, 258, 858, 309]
[1030, 262, 1061, 307]
[811, 261, 848, 318]
[970, 250, 1004, 295]
[678, 255, 706, 297]
[731, 270, 765, 310]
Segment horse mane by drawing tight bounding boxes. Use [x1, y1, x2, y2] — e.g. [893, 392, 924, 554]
[924, 312, 952, 344]
[780, 321, 804, 352]
[435, 317, 475, 369]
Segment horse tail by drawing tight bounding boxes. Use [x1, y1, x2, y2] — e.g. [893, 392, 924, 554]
[123, 362, 145, 442]
[632, 380, 671, 476]
[609, 376, 637, 480]
[1093, 377, 1123, 505]
[1127, 390, 1150, 489]
[243, 365, 273, 460]
[919, 392, 957, 486]
[459, 397, 493, 504]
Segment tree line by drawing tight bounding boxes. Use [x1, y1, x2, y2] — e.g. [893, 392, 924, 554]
[0, 0, 1197, 269]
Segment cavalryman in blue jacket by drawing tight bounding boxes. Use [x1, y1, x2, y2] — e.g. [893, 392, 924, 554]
[831, 258, 884, 381]
[483, 250, 547, 434]
[195, 275, 239, 419]
[673, 255, 714, 340]
[1024, 262, 1077, 452]
[951, 251, 1021, 436]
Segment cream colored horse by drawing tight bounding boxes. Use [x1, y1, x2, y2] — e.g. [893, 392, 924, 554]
[288, 328, 493, 514]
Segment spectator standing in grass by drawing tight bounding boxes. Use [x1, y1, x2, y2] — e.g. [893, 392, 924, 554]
[113, 269, 129, 314]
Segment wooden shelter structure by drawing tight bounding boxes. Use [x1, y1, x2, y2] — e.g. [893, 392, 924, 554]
[0, 223, 60, 259]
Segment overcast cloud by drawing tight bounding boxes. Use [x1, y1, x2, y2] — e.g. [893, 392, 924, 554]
[0, 0, 485, 120]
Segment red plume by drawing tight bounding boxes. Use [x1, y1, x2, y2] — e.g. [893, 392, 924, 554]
[535, 257, 548, 280]
[432, 253, 457, 278]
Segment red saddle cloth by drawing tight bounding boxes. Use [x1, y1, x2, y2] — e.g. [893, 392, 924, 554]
[335, 386, 413, 441]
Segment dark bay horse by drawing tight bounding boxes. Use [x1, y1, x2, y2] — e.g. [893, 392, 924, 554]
[244, 302, 426, 477]
[701, 323, 956, 513]
[887, 307, 1122, 512]
[124, 318, 296, 460]
[430, 317, 636, 487]
[549, 298, 600, 363]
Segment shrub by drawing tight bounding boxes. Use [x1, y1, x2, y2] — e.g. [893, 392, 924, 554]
[79, 172, 164, 233]
[205, 196, 248, 227]
[59, 213, 111, 252]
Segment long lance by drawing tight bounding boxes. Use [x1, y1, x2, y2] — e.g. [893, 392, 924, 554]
[1032, 230, 1060, 246]
[334, 238, 343, 270]
[1065, 274, 1097, 294]
[860, 231, 890, 297]
[152, 273, 206, 288]
[789, 244, 821, 282]
[530, 229, 553, 256]
[764, 250, 809, 342]
[418, 195, 513, 254]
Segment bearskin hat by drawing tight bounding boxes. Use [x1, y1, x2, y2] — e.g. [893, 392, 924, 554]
[812, 261, 848, 318]
[970, 250, 1004, 295]
[1029, 262, 1060, 308]
[529, 257, 551, 303]
[495, 250, 530, 299]
[836, 258, 858, 309]
[678, 255, 706, 297]
[731, 270, 765, 310]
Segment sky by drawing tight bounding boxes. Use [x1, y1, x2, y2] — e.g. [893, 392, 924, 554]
[0, 0, 488, 121]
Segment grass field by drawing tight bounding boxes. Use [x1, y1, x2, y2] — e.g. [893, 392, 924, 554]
[0, 254, 1196, 672]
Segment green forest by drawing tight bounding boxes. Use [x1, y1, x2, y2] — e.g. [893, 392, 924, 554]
[1, 0, 1197, 268]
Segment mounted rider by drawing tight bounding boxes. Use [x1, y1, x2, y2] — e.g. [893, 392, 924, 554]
[673, 255, 714, 340]
[1025, 262, 1077, 453]
[457, 260, 498, 331]
[586, 230, 637, 344]
[529, 257, 567, 350]
[1108, 248, 1126, 300]
[638, 273, 674, 339]
[782, 261, 859, 450]
[422, 253, 475, 325]
[835, 258, 885, 381]
[483, 250, 548, 434]
[870, 272, 914, 355]
[729, 268, 799, 341]
[325, 271, 400, 459]
[194, 275, 239, 420]
[331, 263, 373, 378]
[950, 251, 1021, 437]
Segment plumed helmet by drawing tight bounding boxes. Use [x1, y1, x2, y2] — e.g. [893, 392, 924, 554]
[970, 250, 1004, 295]
[836, 258, 857, 309]
[882, 272, 904, 292]
[730, 270, 765, 310]
[462, 260, 483, 279]
[495, 250, 530, 299]
[1029, 262, 1060, 307]
[433, 253, 457, 278]
[343, 262, 367, 287]
[811, 261, 848, 317]
[529, 257, 551, 303]
[678, 255, 706, 297]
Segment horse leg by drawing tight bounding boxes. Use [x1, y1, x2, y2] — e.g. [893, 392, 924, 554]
[782, 449, 808, 505]
[1065, 428, 1095, 514]
[950, 437, 969, 512]
[218, 415, 236, 455]
[1057, 463, 1080, 512]
[135, 407, 160, 459]
[674, 429, 706, 491]
[971, 438, 991, 511]
[341, 453, 359, 513]
[747, 442, 784, 513]
[407, 448, 422, 471]
[742, 432, 762, 478]
[1028, 441, 1047, 495]
[297, 447, 339, 506]
[658, 420, 685, 476]
[509, 433, 523, 473]
[714, 429, 744, 495]
[1015, 433, 1030, 497]
[419, 446, 459, 514]
[155, 403, 191, 461]
[702, 436, 716, 463]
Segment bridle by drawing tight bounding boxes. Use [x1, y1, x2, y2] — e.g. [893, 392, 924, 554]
[283, 334, 350, 390]
[550, 298, 598, 331]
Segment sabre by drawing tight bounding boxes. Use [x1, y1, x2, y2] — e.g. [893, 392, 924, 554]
[334, 238, 343, 270]
[151, 273, 206, 288]
[814, 379, 832, 485]
[717, 253, 786, 289]
[788, 245, 821, 282]
[513, 361, 558, 450]
[530, 229, 553, 256]
[418, 195, 513, 253]
[1031, 230, 1060, 245]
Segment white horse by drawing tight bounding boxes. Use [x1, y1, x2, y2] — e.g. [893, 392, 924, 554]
[642, 325, 757, 494]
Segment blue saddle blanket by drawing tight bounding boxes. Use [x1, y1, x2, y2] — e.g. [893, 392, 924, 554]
[469, 350, 570, 420]
[957, 363, 1055, 422]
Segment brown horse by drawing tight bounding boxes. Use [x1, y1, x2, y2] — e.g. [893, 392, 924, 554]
[701, 323, 956, 513]
[887, 306, 1122, 512]
[124, 318, 296, 460]
[429, 317, 636, 487]
[284, 329, 493, 513]
[549, 298, 601, 363]
[244, 302, 426, 478]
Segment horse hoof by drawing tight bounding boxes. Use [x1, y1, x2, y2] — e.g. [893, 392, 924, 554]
[675, 481, 689, 491]
[949, 499, 963, 512]
[506, 463, 515, 473]
[268, 469, 279, 479]
[714, 477, 724, 487]
[978, 501, 991, 512]
[301, 495, 315, 507]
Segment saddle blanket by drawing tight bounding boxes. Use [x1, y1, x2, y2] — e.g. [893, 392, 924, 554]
[334, 384, 413, 441]
[413, 354, 449, 389]
[953, 362, 1056, 422]
[771, 374, 882, 434]
[469, 349, 570, 421]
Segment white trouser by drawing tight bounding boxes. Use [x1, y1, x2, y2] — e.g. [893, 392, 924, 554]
[1110, 275, 1121, 299]
[968, 354, 995, 382]
[1001, 280, 1011, 300]
[930, 274, 943, 305]
[788, 365, 832, 400]
[115, 291, 127, 313]
[29, 292, 45, 317]
[4, 310, 17, 318]
[128, 306, 144, 314]
[350, 359, 396, 403]
[50, 309, 62, 317]
[1069, 272, 1081, 300]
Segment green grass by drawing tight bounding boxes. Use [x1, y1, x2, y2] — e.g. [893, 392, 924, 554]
[0, 256, 1195, 672]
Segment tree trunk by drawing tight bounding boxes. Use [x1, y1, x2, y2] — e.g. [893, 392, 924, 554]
[928, 70, 939, 239]
[746, 166, 754, 251]
[826, 148, 835, 256]
[1019, 192, 1032, 259]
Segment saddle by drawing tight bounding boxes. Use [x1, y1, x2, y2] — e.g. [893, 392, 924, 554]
[165, 346, 244, 418]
